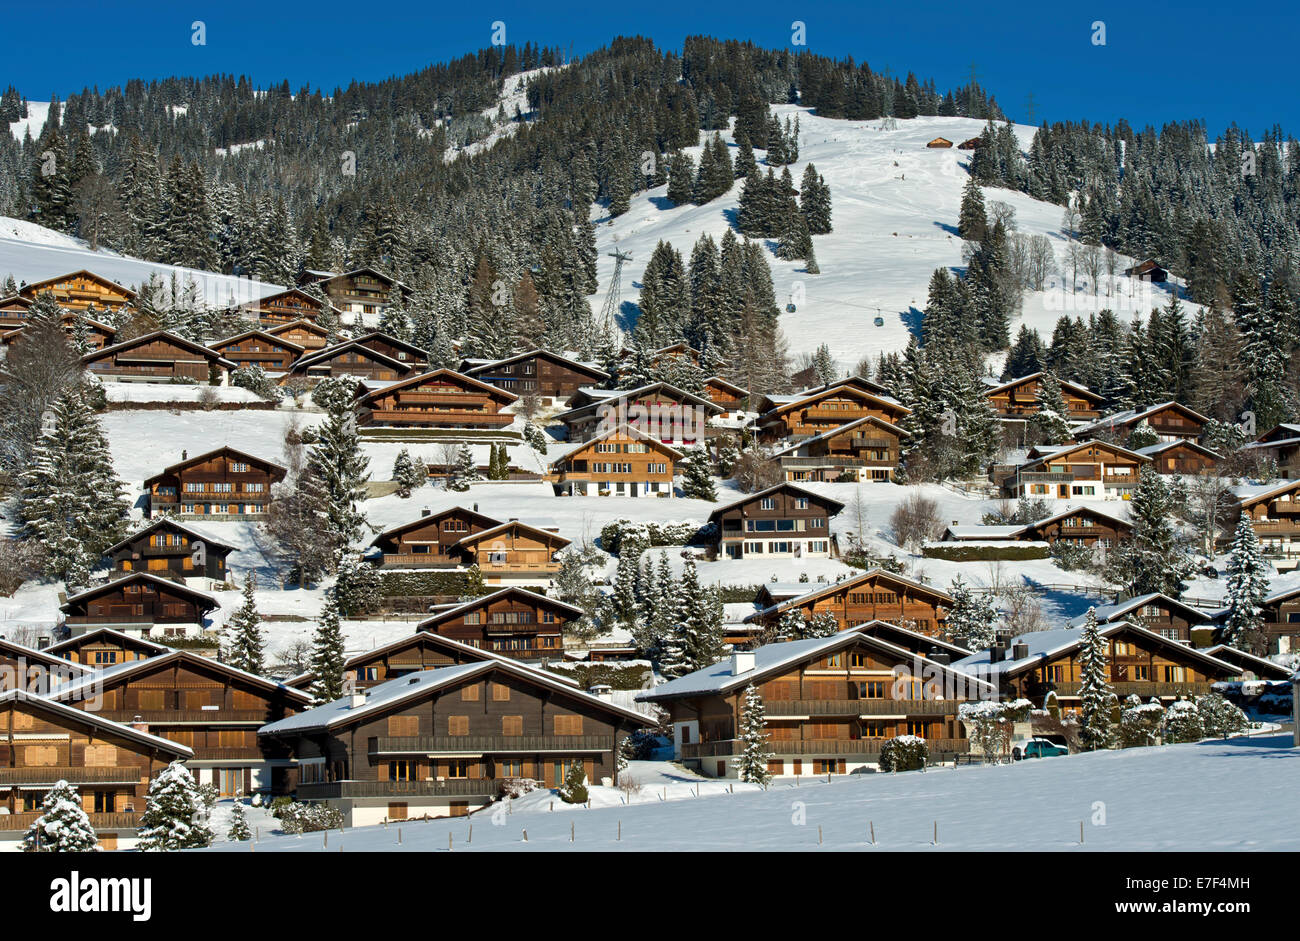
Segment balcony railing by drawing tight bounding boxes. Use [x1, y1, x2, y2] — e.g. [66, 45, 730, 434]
[764, 699, 962, 717]
[295, 779, 499, 800]
[365, 409, 514, 427]
[379, 553, 457, 569]
[370, 735, 613, 755]
[1050, 681, 1215, 698]
[95, 710, 279, 723]
[0, 767, 143, 786]
[681, 737, 970, 758]
[0, 811, 140, 832]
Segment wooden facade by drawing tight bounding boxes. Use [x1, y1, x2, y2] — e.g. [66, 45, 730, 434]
[81, 331, 235, 384]
[1080, 593, 1214, 644]
[241, 287, 333, 324]
[709, 483, 843, 560]
[1230, 479, 1300, 562]
[755, 378, 911, 443]
[0, 639, 92, 693]
[54, 651, 310, 797]
[0, 690, 191, 850]
[558, 382, 722, 445]
[701, 376, 750, 417]
[463, 349, 610, 403]
[417, 587, 581, 659]
[45, 628, 170, 667]
[638, 632, 988, 778]
[106, 517, 235, 580]
[1136, 439, 1219, 475]
[1015, 506, 1133, 547]
[286, 340, 416, 384]
[19, 270, 137, 313]
[1004, 440, 1149, 501]
[264, 318, 332, 351]
[1258, 585, 1300, 653]
[1076, 401, 1209, 444]
[259, 660, 651, 824]
[745, 568, 955, 639]
[547, 424, 680, 497]
[355, 369, 517, 429]
[208, 329, 304, 372]
[0, 312, 116, 351]
[450, 521, 570, 586]
[773, 415, 906, 483]
[352, 332, 429, 367]
[0, 294, 33, 329]
[299, 268, 410, 317]
[144, 446, 287, 519]
[59, 573, 219, 638]
[984, 373, 1104, 421]
[369, 507, 503, 569]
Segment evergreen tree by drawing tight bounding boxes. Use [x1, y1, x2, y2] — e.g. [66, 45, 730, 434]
[945, 575, 998, 649]
[137, 761, 214, 851]
[22, 780, 99, 852]
[226, 800, 251, 841]
[225, 575, 265, 675]
[1027, 372, 1072, 444]
[1105, 467, 1194, 597]
[333, 554, 381, 617]
[1076, 608, 1116, 750]
[308, 594, 347, 705]
[678, 447, 716, 501]
[732, 684, 774, 785]
[392, 447, 423, 497]
[307, 379, 371, 557]
[1221, 516, 1271, 655]
[446, 443, 480, 492]
[667, 150, 694, 205]
[958, 176, 988, 241]
[672, 559, 724, 674]
[799, 163, 833, 234]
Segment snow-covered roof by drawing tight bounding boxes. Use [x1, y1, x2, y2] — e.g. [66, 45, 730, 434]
[1064, 592, 1212, 627]
[0, 689, 192, 758]
[1135, 440, 1219, 459]
[51, 649, 313, 705]
[746, 567, 952, 622]
[943, 525, 1027, 540]
[1201, 644, 1294, 678]
[1074, 401, 1209, 436]
[44, 627, 173, 656]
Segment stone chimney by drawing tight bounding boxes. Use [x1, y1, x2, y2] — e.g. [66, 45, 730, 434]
[348, 692, 366, 708]
[587, 683, 613, 701]
[730, 651, 755, 675]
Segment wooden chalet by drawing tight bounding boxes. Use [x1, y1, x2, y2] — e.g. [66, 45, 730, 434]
[637, 631, 991, 778]
[239, 287, 336, 325]
[450, 520, 571, 587]
[351, 331, 429, 367]
[547, 424, 681, 498]
[953, 621, 1238, 709]
[285, 339, 416, 384]
[355, 369, 517, 429]
[19, 270, 137, 313]
[1002, 440, 1149, 501]
[770, 414, 906, 483]
[144, 446, 287, 519]
[754, 377, 911, 444]
[558, 382, 722, 445]
[298, 267, 411, 319]
[1123, 259, 1168, 283]
[926, 137, 954, 148]
[81, 331, 236, 384]
[0, 294, 33, 329]
[59, 573, 219, 640]
[0, 638, 93, 693]
[957, 136, 983, 150]
[461, 349, 610, 404]
[1068, 593, 1214, 644]
[708, 483, 843, 561]
[617, 341, 702, 370]
[1075, 401, 1208, 444]
[416, 587, 582, 659]
[743, 568, 955, 639]
[1200, 644, 1294, 680]
[983, 373, 1104, 421]
[701, 376, 750, 418]
[1135, 439, 1219, 475]
[259, 659, 652, 824]
[54, 650, 311, 797]
[368, 506, 504, 569]
[264, 318, 332, 351]
[289, 631, 586, 692]
[1013, 505, 1133, 547]
[1256, 583, 1300, 652]
[105, 517, 236, 581]
[1242, 423, 1300, 479]
[208, 328, 304, 373]
[0, 690, 192, 851]
[0, 312, 117, 352]
[1229, 479, 1300, 562]
[44, 628, 171, 667]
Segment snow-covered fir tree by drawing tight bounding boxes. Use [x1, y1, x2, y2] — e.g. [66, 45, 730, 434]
[732, 684, 774, 785]
[308, 594, 347, 705]
[445, 443, 480, 492]
[678, 447, 716, 501]
[1026, 372, 1072, 443]
[1162, 698, 1204, 743]
[307, 378, 371, 557]
[137, 761, 213, 851]
[669, 558, 724, 676]
[392, 447, 423, 498]
[225, 575, 265, 675]
[1076, 608, 1115, 750]
[22, 780, 99, 852]
[1105, 467, 1194, 598]
[1119, 695, 1165, 748]
[945, 575, 998, 650]
[333, 553, 382, 617]
[1221, 516, 1271, 654]
[226, 799, 252, 841]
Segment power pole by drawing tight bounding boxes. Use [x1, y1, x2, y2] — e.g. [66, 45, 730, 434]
[599, 248, 632, 334]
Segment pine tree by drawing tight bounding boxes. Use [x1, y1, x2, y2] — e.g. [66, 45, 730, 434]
[333, 554, 381, 617]
[1105, 467, 1194, 598]
[22, 780, 99, 852]
[1221, 516, 1271, 655]
[19, 384, 130, 587]
[226, 799, 251, 841]
[225, 575, 265, 675]
[446, 443, 480, 492]
[958, 176, 988, 241]
[308, 594, 347, 705]
[1027, 372, 1072, 444]
[678, 447, 716, 501]
[1076, 608, 1115, 750]
[799, 163, 832, 234]
[137, 761, 213, 851]
[945, 575, 998, 649]
[392, 447, 422, 498]
[672, 559, 724, 674]
[732, 685, 774, 785]
[307, 380, 371, 557]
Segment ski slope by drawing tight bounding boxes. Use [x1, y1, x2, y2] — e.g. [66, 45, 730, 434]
[591, 107, 1184, 371]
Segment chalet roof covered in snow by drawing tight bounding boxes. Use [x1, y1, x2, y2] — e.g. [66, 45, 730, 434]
[0, 689, 193, 758]
[1065, 592, 1213, 627]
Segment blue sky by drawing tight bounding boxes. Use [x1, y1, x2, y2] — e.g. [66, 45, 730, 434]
[8, 0, 1296, 139]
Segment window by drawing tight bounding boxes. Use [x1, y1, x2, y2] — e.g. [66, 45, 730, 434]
[92, 790, 113, 813]
[357, 666, 378, 682]
[462, 684, 480, 701]
[502, 715, 523, 736]
[1163, 665, 1187, 683]
[850, 652, 867, 668]
[445, 759, 470, 778]
[554, 715, 583, 736]
[492, 683, 510, 702]
[387, 715, 418, 736]
[448, 715, 470, 736]
[388, 760, 414, 782]
[759, 497, 776, 510]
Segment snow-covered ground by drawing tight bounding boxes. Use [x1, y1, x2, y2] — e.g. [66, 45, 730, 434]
[198, 732, 1300, 852]
[590, 107, 1186, 368]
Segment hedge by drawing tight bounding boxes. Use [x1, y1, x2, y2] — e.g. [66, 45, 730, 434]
[377, 570, 477, 597]
[921, 544, 1050, 562]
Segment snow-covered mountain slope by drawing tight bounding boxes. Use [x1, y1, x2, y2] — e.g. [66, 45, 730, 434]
[0, 216, 284, 306]
[591, 106, 1185, 370]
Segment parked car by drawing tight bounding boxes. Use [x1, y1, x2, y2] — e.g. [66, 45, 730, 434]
[1012, 738, 1069, 760]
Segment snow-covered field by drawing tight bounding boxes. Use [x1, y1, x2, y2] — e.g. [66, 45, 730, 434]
[198, 733, 1300, 852]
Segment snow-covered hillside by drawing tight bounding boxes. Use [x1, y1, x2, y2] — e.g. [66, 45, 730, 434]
[201, 732, 1300, 852]
[591, 107, 1185, 370]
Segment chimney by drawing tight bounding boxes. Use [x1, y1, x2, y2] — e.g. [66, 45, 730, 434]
[930, 652, 951, 666]
[587, 683, 613, 701]
[348, 692, 366, 708]
[420, 507, 431, 517]
[181, 449, 188, 461]
[130, 716, 149, 734]
[36, 635, 50, 650]
[1012, 642, 1029, 660]
[989, 647, 1004, 664]
[730, 651, 755, 675]
[473, 503, 479, 512]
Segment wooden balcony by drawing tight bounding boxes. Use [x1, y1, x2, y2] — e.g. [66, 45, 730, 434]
[365, 409, 514, 428]
[682, 738, 970, 758]
[764, 699, 961, 717]
[370, 735, 613, 755]
[95, 710, 279, 724]
[1050, 681, 1215, 698]
[0, 811, 140, 833]
[296, 778, 498, 800]
[0, 767, 143, 786]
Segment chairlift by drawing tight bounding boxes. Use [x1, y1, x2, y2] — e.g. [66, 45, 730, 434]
[873, 315, 885, 327]
[786, 303, 797, 313]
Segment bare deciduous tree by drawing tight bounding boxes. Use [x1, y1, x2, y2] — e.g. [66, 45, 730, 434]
[890, 493, 943, 552]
